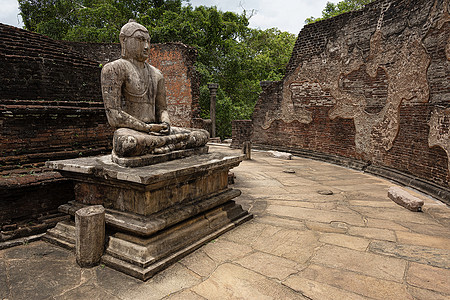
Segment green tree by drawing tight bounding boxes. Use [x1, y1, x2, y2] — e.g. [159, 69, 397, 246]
[305, 0, 373, 24]
[18, 0, 296, 139]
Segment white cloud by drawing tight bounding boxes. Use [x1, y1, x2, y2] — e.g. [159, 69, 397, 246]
[1, 0, 336, 33]
[188, 0, 334, 33]
[0, 0, 23, 27]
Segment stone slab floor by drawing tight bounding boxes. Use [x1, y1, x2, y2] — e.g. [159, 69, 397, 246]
[1, 144, 449, 300]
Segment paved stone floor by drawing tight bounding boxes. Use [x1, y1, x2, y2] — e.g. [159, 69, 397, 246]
[1, 144, 449, 300]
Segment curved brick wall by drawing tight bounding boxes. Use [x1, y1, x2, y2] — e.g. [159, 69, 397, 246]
[252, 0, 450, 203]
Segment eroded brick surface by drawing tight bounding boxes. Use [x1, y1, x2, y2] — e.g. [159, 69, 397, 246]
[252, 0, 450, 189]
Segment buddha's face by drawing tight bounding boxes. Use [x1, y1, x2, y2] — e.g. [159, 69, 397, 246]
[122, 30, 150, 62]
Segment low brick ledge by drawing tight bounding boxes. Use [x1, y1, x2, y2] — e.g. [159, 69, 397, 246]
[0, 170, 66, 189]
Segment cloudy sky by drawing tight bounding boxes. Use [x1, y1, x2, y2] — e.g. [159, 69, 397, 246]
[0, 0, 334, 34]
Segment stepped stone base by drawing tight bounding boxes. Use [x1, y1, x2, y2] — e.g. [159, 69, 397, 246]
[44, 152, 251, 280]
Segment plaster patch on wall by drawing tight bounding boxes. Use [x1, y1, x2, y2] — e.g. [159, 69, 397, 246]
[261, 80, 334, 129]
[268, 25, 430, 159]
[333, 30, 430, 159]
[261, 35, 362, 130]
[429, 108, 450, 179]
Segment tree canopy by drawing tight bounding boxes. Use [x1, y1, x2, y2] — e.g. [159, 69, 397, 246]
[19, 0, 296, 138]
[305, 0, 373, 24]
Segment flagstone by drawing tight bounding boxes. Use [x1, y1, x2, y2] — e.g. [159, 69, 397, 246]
[348, 226, 397, 242]
[396, 231, 450, 250]
[311, 245, 407, 282]
[192, 263, 306, 300]
[319, 233, 370, 251]
[283, 277, 368, 300]
[407, 262, 450, 294]
[369, 240, 450, 269]
[295, 264, 413, 300]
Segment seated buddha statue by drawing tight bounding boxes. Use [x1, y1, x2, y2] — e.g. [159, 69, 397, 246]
[101, 20, 209, 159]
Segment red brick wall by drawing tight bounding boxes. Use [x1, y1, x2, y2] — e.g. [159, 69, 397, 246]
[150, 43, 200, 128]
[252, 0, 450, 201]
[0, 24, 200, 170]
[0, 24, 202, 230]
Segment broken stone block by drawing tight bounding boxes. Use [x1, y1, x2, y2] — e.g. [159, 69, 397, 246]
[268, 150, 292, 160]
[75, 205, 105, 267]
[388, 187, 424, 212]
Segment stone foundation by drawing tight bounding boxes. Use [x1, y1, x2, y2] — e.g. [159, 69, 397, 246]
[44, 152, 252, 280]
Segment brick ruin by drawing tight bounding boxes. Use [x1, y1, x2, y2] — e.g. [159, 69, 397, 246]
[0, 23, 202, 242]
[239, 0, 450, 204]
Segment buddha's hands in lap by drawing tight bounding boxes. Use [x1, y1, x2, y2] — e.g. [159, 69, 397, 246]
[145, 122, 170, 135]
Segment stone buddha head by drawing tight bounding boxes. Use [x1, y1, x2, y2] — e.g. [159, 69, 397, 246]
[119, 20, 150, 62]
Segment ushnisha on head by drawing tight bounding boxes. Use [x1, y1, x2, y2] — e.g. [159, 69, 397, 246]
[119, 19, 151, 61]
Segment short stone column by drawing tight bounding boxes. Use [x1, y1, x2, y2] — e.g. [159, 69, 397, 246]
[208, 83, 219, 138]
[75, 205, 105, 267]
[242, 141, 252, 160]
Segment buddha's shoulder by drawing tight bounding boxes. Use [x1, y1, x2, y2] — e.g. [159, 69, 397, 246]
[102, 58, 132, 71]
[146, 63, 163, 79]
[101, 59, 132, 78]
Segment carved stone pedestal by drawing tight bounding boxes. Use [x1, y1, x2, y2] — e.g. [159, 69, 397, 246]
[44, 152, 252, 280]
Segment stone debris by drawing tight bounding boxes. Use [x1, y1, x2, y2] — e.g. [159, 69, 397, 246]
[268, 151, 292, 160]
[388, 186, 424, 212]
[283, 169, 296, 174]
[317, 190, 334, 195]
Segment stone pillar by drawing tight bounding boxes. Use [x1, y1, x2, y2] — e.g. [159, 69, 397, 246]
[208, 83, 219, 138]
[75, 205, 105, 267]
[242, 141, 252, 160]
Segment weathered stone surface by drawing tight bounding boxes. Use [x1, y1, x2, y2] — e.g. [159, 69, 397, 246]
[54, 283, 120, 300]
[166, 290, 207, 300]
[397, 221, 450, 238]
[317, 189, 334, 195]
[266, 204, 365, 226]
[347, 226, 397, 242]
[312, 245, 407, 282]
[366, 218, 410, 232]
[369, 240, 450, 269]
[407, 262, 450, 295]
[388, 187, 424, 211]
[126, 263, 201, 299]
[396, 231, 450, 250]
[236, 251, 302, 280]
[223, 222, 320, 264]
[200, 238, 253, 264]
[319, 233, 370, 251]
[3, 241, 73, 260]
[291, 264, 413, 300]
[254, 215, 307, 230]
[283, 277, 367, 300]
[48, 153, 242, 216]
[179, 249, 216, 277]
[100, 20, 208, 161]
[6, 250, 81, 299]
[101, 201, 251, 280]
[75, 205, 105, 268]
[242, 141, 252, 160]
[0, 261, 8, 299]
[407, 286, 450, 300]
[2, 146, 450, 298]
[305, 221, 348, 233]
[112, 146, 208, 167]
[349, 206, 437, 225]
[192, 263, 306, 299]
